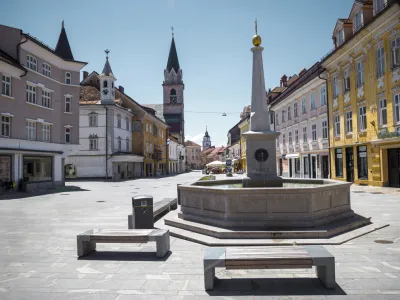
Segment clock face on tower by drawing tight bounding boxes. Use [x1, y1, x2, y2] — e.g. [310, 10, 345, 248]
[102, 89, 108, 95]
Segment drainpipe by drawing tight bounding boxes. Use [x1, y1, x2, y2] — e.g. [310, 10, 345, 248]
[16, 34, 28, 77]
[103, 105, 109, 179]
[318, 66, 331, 179]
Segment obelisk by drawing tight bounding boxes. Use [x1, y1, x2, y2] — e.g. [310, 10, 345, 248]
[242, 20, 282, 188]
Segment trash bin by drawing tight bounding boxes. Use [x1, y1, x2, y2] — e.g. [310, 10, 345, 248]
[131, 195, 154, 229]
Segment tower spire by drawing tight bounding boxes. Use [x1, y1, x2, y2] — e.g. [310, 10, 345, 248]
[102, 49, 113, 76]
[166, 29, 180, 73]
[55, 20, 74, 60]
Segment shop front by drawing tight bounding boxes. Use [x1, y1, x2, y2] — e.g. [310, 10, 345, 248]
[112, 153, 144, 180]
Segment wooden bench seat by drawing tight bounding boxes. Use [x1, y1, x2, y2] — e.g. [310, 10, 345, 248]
[204, 246, 335, 290]
[77, 229, 170, 258]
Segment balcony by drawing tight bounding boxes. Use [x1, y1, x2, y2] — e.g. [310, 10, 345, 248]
[302, 143, 309, 151]
[293, 117, 299, 124]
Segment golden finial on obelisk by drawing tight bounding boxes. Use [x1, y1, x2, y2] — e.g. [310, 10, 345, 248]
[252, 18, 262, 47]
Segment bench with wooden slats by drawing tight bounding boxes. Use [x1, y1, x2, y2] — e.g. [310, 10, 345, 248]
[204, 246, 335, 290]
[77, 229, 170, 258]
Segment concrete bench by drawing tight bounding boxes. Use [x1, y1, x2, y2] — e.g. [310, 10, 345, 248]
[204, 246, 335, 290]
[77, 229, 170, 258]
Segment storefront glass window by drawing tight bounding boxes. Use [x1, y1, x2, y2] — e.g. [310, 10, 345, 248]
[295, 158, 300, 174]
[23, 156, 52, 182]
[335, 149, 343, 177]
[357, 146, 368, 180]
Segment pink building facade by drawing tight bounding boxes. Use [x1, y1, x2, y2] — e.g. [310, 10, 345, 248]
[271, 63, 330, 179]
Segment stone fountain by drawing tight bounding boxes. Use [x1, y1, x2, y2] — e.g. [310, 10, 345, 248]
[160, 22, 376, 242]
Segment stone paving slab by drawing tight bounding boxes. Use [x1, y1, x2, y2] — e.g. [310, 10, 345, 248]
[0, 172, 399, 299]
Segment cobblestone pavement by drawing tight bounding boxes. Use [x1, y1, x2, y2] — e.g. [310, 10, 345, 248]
[0, 172, 399, 299]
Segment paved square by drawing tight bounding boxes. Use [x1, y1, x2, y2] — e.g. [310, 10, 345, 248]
[0, 172, 400, 299]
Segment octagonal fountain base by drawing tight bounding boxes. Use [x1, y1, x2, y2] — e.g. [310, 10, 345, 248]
[158, 177, 383, 242]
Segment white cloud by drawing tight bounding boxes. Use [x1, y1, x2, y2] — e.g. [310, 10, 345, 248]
[185, 133, 203, 146]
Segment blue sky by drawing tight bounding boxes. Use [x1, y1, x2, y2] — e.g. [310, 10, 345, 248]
[2, 0, 353, 147]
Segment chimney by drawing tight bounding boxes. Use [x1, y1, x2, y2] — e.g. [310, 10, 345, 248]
[299, 68, 307, 77]
[83, 71, 88, 80]
[280, 74, 288, 87]
[119, 86, 124, 93]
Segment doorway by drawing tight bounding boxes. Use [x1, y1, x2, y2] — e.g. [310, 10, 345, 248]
[311, 156, 317, 178]
[346, 147, 354, 183]
[388, 148, 400, 188]
[321, 156, 329, 178]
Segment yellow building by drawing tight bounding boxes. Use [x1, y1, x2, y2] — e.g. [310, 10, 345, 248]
[238, 116, 250, 172]
[322, 0, 400, 187]
[132, 109, 168, 177]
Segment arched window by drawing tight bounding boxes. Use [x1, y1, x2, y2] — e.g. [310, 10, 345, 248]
[170, 89, 177, 103]
[112, 82, 114, 89]
[103, 80, 108, 88]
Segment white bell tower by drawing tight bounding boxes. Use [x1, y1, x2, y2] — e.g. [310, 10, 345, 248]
[99, 49, 116, 105]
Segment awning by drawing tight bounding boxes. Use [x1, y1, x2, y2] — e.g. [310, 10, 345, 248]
[285, 153, 300, 158]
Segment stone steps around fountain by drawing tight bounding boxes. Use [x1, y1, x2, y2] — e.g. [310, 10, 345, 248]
[154, 209, 388, 246]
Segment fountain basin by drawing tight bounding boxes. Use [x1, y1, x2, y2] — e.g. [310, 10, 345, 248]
[178, 178, 354, 229]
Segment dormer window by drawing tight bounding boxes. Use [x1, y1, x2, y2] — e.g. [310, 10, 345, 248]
[374, 0, 386, 15]
[353, 11, 363, 32]
[337, 29, 344, 47]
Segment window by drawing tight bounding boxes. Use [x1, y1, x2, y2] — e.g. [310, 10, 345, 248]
[346, 111, 353, 133]
[170, 89, 177, 103]
[312, 124, 317, 141]
[27, 55, 37, 71]
[358, 145, 368, 179]
[379, 99, 387, 127]
[376, 47, 385, 78]
[65, 72, 71, 84]
[356, 61, 364, 88]
[359, 106, 367, 132]
[275, 112, 279, 125]
[150, 143, 153, 152]
[343, 69, 350, 92]
[146, 143, 149, 152]
[304, 156, 309, 175]
[146, 123, 149, 132]
[23, 156, 52, 182]
[281, 110, 285, 123]
[117, 115, 121, 128]
[335, 148, 343, 177]
[320, 86, 326, 106]
[353, 11, 363, 32]
[65, 96, 71, 112]
[26, 121, 36, 140]
[126, 138, 130, 152]
[41, 90, 51, 108]
[125, 117, 129, 131]
[42, 63, 51, 77]
[26, 85, 36, 104]
[302, 126, 307, 143]
[395, 94, 400, 124]
[42, 124, 51, 142]
[310, 92, 316, 111]
[375, 0, 386, 14]
[2, 75, 11, 96]
[332, 76, 339, 98]
[322, 120, 328, 139]
[335, 115, 340, 136]
[150, 124, 152, 133]
[390, 37, 400, 69]
[103, 80, 108, 88]
[65, 127, 71, 143]
[301, 97, 306, 114]
[287, 106, 291, 120]
[282, 134, 286, 146]
[295, 158, 300, 174]
[1, 116, 11, 137]
[288, 131, 292, 144]
[337, 29, 344, 46]
[294, 103, 298, 117]
[117, 137, 121, 151]
[89, 137, 98, 150]
[89, 113, 97, 127]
